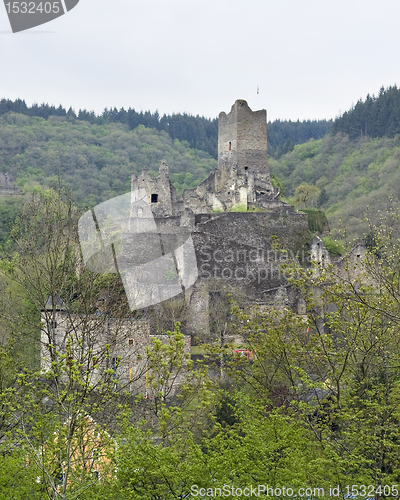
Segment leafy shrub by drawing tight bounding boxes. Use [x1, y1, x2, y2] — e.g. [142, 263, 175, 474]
[322, 236, 345, 256]
[301, 209, 329, 234]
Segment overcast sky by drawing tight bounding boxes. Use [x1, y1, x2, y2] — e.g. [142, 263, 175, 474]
[0, 0, 399, 122]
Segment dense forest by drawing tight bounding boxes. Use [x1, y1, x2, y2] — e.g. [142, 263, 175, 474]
[0, 112, 217, 204]
[267, 118, 332, 157]
[331, 85, 400, 139]
[0, 98, 332, 159]
[0, 98, 219, 158]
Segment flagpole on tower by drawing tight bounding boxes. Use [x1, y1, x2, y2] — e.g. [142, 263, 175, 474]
[257, 85, 259, 109]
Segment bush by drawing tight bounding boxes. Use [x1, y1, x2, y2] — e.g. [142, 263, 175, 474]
[301, 208, 329, 234]
[321, 236, 345, 256]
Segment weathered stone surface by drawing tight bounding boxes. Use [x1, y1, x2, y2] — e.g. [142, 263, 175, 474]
[122, 100, 311, 335]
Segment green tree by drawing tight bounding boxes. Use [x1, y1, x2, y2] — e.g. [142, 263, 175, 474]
[0, 188, 145, 499]
[292, 183, 321, 209]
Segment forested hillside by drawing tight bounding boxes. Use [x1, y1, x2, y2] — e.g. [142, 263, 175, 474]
[0, 99, 219, 158]
[5, 90, 400, 244]
[0, 98, 332, 160]
[0, 112, 216, 205]
[332, 85, 400, 139]
[267, 118, 332, 157]
[270, 132, 400, 239]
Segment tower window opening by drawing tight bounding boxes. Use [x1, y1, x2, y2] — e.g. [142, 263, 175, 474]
[244, 166, 248, 171]
[151, 194, 158, 203]
[228, 142, 231, 151]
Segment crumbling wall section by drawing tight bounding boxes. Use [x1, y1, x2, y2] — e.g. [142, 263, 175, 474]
[131, 161, 176, 217]
[185, 210, 310, 335]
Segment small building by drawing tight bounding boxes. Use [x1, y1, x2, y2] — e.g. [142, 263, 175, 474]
[40, 295, 191, 394]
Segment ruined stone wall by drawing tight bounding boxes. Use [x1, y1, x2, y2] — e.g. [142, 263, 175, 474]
[193, 212, 309, 295]
[40, 312, 150, 377]
[40, 311, 190, 390]
[131, 161, 176, 217]
[124, 100, 313, 339]
[236, 101, 268, 176]
[186, 210, 310, 335]
[0, 172, 20, 195]
[310, 236, 331, 267]
[218, 104, 238, 174]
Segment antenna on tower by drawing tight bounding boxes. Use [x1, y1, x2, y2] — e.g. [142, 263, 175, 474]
[257, 85, 259, 108]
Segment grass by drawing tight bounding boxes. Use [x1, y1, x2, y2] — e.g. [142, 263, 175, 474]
[229, 204, 247, 212]
[191, 346, 207, 355]
[212, 205, 266, 213]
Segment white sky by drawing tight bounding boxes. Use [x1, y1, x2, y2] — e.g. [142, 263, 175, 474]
[0, 0, 399, 122]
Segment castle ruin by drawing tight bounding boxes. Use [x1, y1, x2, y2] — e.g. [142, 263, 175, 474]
[127, 100, 310, 336]
[42, 99, 371, 392]
[132, 100, 285, 215]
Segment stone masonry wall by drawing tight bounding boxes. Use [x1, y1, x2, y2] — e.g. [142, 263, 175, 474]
[40, 311, 190, 392]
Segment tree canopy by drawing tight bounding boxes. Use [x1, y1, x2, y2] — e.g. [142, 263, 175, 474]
[332, 85, 400, 139]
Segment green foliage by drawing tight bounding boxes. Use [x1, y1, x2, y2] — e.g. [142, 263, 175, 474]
[5, 204, 400, 495]
[229, 204, 247, 212]
[0, 196, 26, 253]
[267, 118, 332, 157]
[0, 448, 42, 499]
[0, 113, 216, 212]
[269, 133, 400, 239]
[222, 227, 400, 486]
[270, 173, 285, 195]
[0, 98, 334, 161]
[0, 98, 219, 159]
[301, 208, 329, 234]
[332, 85, 400, 139]
[291, 183, 321, 208]
[321, 236, 345, 255]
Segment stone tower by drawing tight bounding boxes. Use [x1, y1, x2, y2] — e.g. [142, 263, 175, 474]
[218, 99, 269, 181]
[210, 99, 278, 209]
